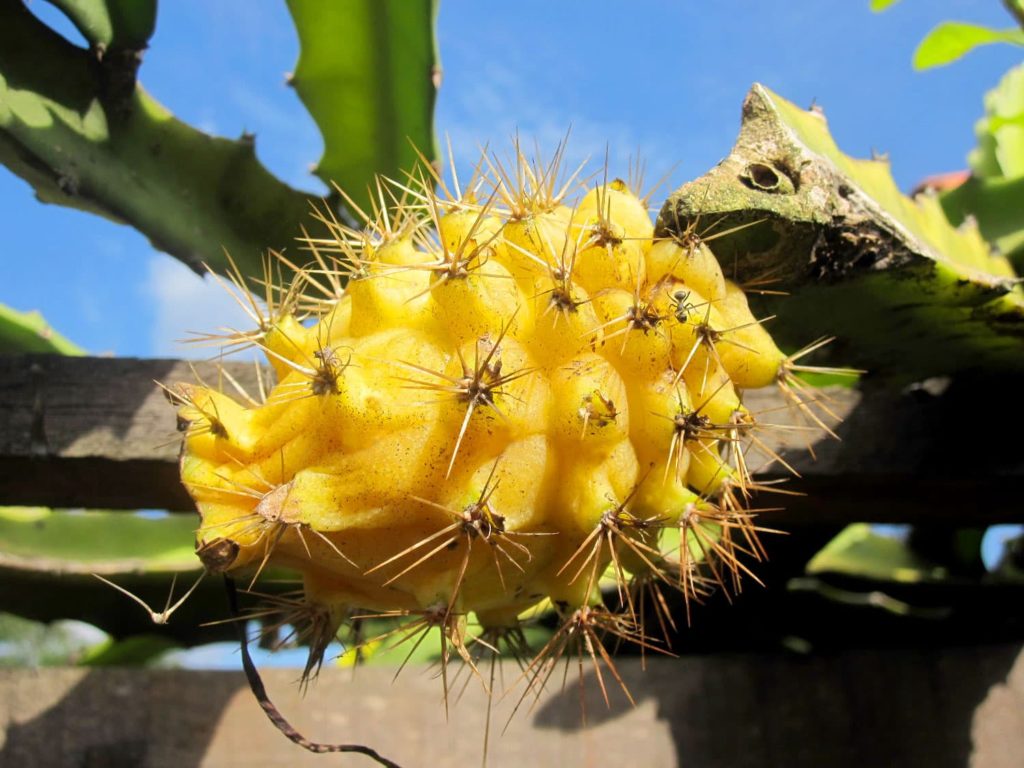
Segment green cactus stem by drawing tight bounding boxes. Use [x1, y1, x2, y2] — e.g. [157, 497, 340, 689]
[657, 84, 1024, 380]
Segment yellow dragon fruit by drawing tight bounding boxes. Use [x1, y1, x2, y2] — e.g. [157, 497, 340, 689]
[171, 141, 838, 707]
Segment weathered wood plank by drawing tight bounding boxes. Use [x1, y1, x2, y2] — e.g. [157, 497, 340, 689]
[0, 648, 1021, 767]
[0, 356, 242, 510]
[1, 354, 1022, 523]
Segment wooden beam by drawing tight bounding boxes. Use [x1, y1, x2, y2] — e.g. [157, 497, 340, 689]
[1, 648, 1021, 767]
[1, 354, 1021, 523]
[0, 355, 216, 510]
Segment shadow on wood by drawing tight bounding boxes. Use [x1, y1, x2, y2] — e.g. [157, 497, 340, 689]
[1, 650, 1020, 767]
[533, 645, 1024, 768]
[0, 668, 243, 768]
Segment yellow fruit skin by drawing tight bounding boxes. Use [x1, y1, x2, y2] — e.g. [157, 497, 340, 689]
[591, 288, 673, 381]
[263, 315, 313, 381]
[503, 208, 573, 274]
[570, 182, 652, 293]
[571, 223, 646, 293]
[372, 237, 431, 267]
[177, 383, 256, 462]
[548, 354, 629, 452]
[346, 264, 438, 337]
[646, 239, 726, 301]
[628, 369, 688, 468]
[680, 354, 743, 426]
[320, 297, 352, 343]
[437, 210, 503, 257]
[431, 260, 530, 344]
[634, 470, 698, 522]
[686, 439, 734, 496]
[715, 280, 786, 389]
[178, 163, 792, 628]
[526, 282, 604, 366]
[575, 182, 654, 244]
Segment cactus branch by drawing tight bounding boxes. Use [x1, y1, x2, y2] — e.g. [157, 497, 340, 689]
[658, 84, 1024, 380]
[286, 0, 439, 216]
[43, 0, 157, 50]
[0, 0, 320, 278]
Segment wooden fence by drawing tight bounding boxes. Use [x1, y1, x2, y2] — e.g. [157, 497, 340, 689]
[1, 354, 1023, 767]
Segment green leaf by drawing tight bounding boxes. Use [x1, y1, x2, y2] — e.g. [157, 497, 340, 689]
[0, 304, 84, 355]
[969, 64, 1024, 180]
[869, 0, 901, 12]
[0, 509, 299, 637]
[81, 634, 178, 666]
[0, 508, 198, 574]
[0, 612, 111, 666]
[989, 111, 1024, 133]
[942, 174, 1024, 270]
[942, 64, 1024, 271]
[0, 1, 321, 280]
[43, 0, 157, 49]
[913, 22, 1024, 70]
[286, 0, 439, 214]
[807, 525, 948, 583]
[336, 619, 552, 667]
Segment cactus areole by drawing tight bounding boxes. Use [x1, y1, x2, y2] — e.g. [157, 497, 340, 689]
[172, 142, 839, 729]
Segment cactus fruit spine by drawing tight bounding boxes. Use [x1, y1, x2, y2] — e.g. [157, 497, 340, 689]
[173, 141, 839, 700]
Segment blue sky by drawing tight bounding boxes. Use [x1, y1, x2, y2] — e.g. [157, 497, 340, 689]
[3, 0, 1022, 357]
